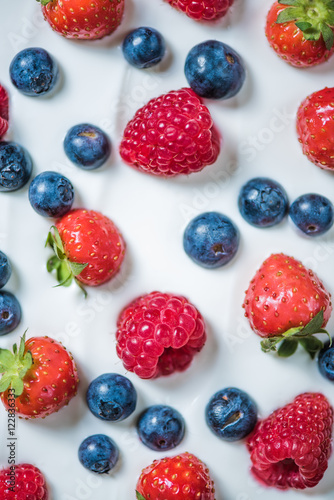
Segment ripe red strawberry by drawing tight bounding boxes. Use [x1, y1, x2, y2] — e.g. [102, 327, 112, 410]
[297, 87, 334, 171]
[38, 0, 125, 40]
[136, 452, 216, 500]
[243, 253, 332, 356]
[116, 291, 207, 379]
[265, 1, 334, 68]
[0, 463, 48, 500]
[165, 0, 233, 21]
[46, 209, 126, 289]
[0, 334, 79, 419]
[0, 85, 9, 138]
[119, 88, 221, 177]
[247, 393, 333, 490]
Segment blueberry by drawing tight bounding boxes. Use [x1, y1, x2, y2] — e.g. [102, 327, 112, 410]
[238, 177, 289, 228]
[185, 40, 246, 100]
[86, 373, 137, 421]
[9, 47, 59, 97]
[318, 339, 334, 381]
[122, 27, 166, 69]
[0, 141, 32, 192]
[0, 291, 21, 336]
[78, 434, 119, 474]
[205, 387, 258, 441]
[0, 252, 11, 289]
[183, 212, 239, 268]
[289, 193, 334, 237]
[64, 124, 111, 170]
[137, 405, 185, 451]
[28, 171, 74, 218]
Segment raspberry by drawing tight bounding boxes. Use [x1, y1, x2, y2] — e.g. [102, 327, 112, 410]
[119, 88, 220, 177]
[247, 393, 333, 490]
[0, 464, 48, 500]
[0, 85, 9, 138]
[115, 292, 207, 379]
[166, 0, 234, 21]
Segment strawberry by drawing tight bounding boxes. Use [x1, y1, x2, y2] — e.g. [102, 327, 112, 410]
[119, 88, 220, 177]
[136, 452, 216, 500]
[297, 87, 334, 171]
[165, 0, 234, 21]
[46, 209, 126, 290]
[243, 253, 332, 357]
[0, 85, 9, 139]
[265, 1, 334, 68]
[0, 463, 48, 499]
[0, 333, 79, 419]
[38, 0, 125, 40]
[247, 393, 333, 490]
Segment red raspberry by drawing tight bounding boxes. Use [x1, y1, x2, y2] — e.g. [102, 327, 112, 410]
[247, 393, 333, 490]
[0, 463, 48, 500]
[119, 88, 220, 177]
[0, 85, 9, 138]
[166, 0, 234, 21]
[116, 291, 207, 379]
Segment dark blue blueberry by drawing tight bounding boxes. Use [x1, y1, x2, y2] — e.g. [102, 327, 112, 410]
[0, 252, 11, 289]
[205, 387, 258, 441]
[122, 27, 166, 69]
[64, 124, 111, 170]
[0, 291, 21, 336]
[78, 434, 119, 474]
[289, 193, 334, 237]
[238, 177, 289, 228]
[318, 339, 334, 381]
[86, 373, 137, 422]
[0, 141, 32, 192]
[28, 171, 74, 218]
[137, 405, 185, 451]
[9, 47, 59, 97]
[185, 40, 246, 100]
[183, 212, 239, 268]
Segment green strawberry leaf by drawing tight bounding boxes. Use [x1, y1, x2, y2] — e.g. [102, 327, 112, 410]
[47, 256, 61, 273]
[299, 336, 324, 359]
[321, 22, 334, 49]
[278, 339, 298, 357]
[276, 7, 302, 23]
[261, 336, 284, 353]
[68, 261, 88, 277]
[9, 376, 24, 396]
[0, 374, 13, 392]
[0, 349, 15, 371]
[278, 0, 301, 5]
[136, 492, 146, 500]
[295, 21, 312, 30]
[300, 310, 324, 335]
[0, 335, 33, 397]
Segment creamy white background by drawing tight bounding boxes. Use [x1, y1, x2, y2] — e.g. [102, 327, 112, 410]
[0, 0, 334, 499]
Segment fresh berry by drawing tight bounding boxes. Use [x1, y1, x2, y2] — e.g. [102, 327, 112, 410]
[86, 373, 137, 421]
[247, 393, 333, 490]
[165, 0, 234, 21]
[289, 193, 334, 236]
[119, 88, 220, 177]
[185, 40, 245, 100]
[64, 124, 111, 170]
[39, 0, 125, 40]
[0, 251, 11, 289]
[78, 434, 119, 474]
[238, 177, 289, 228]
[136, 452, 215, 500]
[0, 85, 9, 138]
[318, 339, 334, 381]
[0, 291, 21, 336]
[137, 405, 185, 451]
[116, 291, 207, 379]
[9, 47, 59, 97]
[183, 212, 239, 268]
[46, 209, 126, 289]
[297, 87, 334, 171]
[0, 334, 79, 419]
[122, 27, 166, 69]
[29, 171, 74, 218]
[0, 463, 48, 500]
[0, 141, 32, 192]
[205, 387, 258, 441]
[265, 1, 334, 68]
[243, 253, 332, 357]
